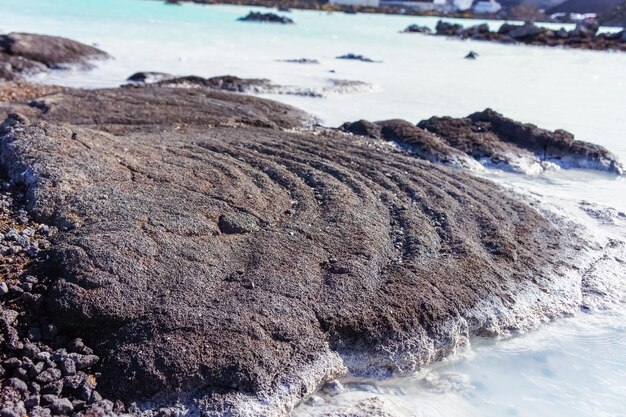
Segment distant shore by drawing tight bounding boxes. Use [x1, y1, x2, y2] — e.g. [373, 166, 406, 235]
[163, 0, 585, 25]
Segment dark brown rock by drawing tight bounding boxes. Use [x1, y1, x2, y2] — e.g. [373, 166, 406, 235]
[0, 86, 619, 416]
[0, 33, 108, 81]
[237, 11, 294, 24]
[0, 33, 108, 69]
[432, 19, 626, 52]
[417, 108, 623, 174]
[20, 86, 310, 134]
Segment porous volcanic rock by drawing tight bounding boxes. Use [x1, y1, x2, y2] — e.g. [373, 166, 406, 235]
[24, 85, 311, 133]
[418, 109, 624, 174]
[340, 119, 482, 170]
[0, 86, 621, 416]
[0, 33, 109, 81]
[342, 110, 623, 175]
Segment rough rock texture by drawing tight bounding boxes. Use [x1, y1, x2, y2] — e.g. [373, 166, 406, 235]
[0, 82, 67, 107]
[339, 119, 482, 170]
[342, 109, 623, 175]
[0, 33, 109, 81]
[432, 20, 626, 52]
[418, 109, 624, 174]
[24, 86, 311, 133]
[0, 86, 622, 416]
[0, 177, 116, 417]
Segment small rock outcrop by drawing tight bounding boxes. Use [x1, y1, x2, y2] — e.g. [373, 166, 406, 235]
[335, 53, 380, 63]
[418, 109, 624, 174]
[402, 24, 432, 34]
[278, 58, 320, 64]
[237, 11, 294, 24]
[0, 33, 109, 81]
[342, 109, 623, 175]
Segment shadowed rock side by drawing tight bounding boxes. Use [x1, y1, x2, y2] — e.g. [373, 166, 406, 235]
[342, 109, 623, 175]
[0, 33, 109, 81]
[0, 87, 616, 416]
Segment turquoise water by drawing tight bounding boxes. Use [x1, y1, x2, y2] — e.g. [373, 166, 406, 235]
[1, 2, 626, 416]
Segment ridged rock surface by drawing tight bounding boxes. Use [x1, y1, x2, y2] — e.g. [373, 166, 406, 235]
[0, 86, 608, 415]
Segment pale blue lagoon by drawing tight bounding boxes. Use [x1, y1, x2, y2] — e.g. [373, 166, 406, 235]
[2, 1, 625, 416]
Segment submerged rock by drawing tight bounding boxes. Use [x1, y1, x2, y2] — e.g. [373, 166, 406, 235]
[336, 53, 380, 63]
[278, 58, 320, 64]
[402, 24, 432, 34]
[127, 71, 175, 83]
[0, 32, 109, 80]
[237, 11, 294, 24]
[0, 86, 623, 416]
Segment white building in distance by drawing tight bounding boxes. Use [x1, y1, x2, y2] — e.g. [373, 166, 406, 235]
[472, 0, 502, 13]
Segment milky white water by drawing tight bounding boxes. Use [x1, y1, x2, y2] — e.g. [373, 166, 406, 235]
[292, 307, 626, 417]
[1, 1, 625, 415]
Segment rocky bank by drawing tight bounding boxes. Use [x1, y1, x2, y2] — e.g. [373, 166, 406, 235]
[341, 110, 623, 175]
[0, 82, 624, 417]
[0, 33, 108, 81]
[410, 19, 626, 52]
